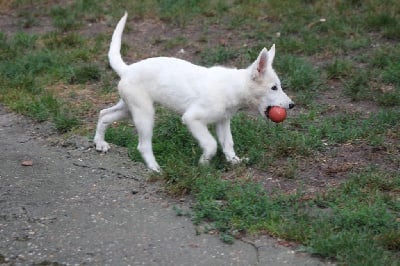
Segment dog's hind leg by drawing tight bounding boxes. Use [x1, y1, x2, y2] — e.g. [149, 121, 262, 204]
[131, 105, 160, 172]
[216, 119, 242, 164]
[94, 99, 130, 152]
[182, 112, 217, 165]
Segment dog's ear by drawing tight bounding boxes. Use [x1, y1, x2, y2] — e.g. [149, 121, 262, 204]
[256, 48, 268, 74]
[251, 48, 269, 80]
[268, 44, 276, 66]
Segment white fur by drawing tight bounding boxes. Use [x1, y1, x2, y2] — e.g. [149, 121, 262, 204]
[94, 13, 294, 172]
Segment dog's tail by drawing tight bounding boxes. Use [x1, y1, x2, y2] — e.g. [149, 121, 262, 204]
[108, 12, 128, 77]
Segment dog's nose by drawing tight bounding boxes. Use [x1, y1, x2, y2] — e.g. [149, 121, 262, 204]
[289, 103, 295, 109]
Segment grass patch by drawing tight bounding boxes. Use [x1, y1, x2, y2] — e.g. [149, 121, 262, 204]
[343, 69, 370, 101]
[276, 55, 320, 92]
[308, 169, 400, 264]
[325, 59, 353, 80]
[198, 46, 238, 66]
[49, 0, 105, 31]
[0, 27, 106, 132]
[50, 5, 82, 31]
[274, 55, 321, 105]
[190, 169, 400, 265]
[68, 64, 102, 84]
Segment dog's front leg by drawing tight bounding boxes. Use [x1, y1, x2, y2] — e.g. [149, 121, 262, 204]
[216, 119, 243, 164]
[182, 113, 217, 165]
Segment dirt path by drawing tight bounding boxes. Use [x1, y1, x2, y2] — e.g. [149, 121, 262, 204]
[0, 105, 330, 265]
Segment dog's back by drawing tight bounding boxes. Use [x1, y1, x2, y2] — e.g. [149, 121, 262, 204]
[119, 56, 247, 115]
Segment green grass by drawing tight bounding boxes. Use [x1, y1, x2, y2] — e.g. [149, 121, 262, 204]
[2, 0, 400, 264]
[275, 55, 321, 105]
[325, 59, 353, 80]
[309, 169, 400, 264]
[0, 1, 120, 128]
[191, 168, 400, 265]
[199, 46, 238, 66]
[0, 25, 108, 132]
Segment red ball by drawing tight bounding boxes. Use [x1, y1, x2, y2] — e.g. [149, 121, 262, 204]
[267, 106, 287, 123]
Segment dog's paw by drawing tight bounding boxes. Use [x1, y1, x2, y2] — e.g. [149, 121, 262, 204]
[147, 162, 161, 173]
[228, 156, 249, 164]
[199, 155, 211, 165]
[95, 140, 111, 153]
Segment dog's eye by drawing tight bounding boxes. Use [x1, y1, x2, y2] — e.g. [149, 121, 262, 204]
[271, 85, 278, 91]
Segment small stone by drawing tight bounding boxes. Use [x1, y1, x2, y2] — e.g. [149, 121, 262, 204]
[21, 160, 33, 166]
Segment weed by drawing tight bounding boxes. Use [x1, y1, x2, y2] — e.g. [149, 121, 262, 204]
[164, 36, 188, 50]
[371, 45, 400, 69]
[367, 45, 400, 107]
[11, 93, 50, 122]
[43, 32, 85, 50]
[172, 205, 191, 217]
[277, 158, 297, 179]
[72, 0, 104, 19]
[199, 46, 238, 66]
[11, 31, 37, 50]
[344, 70, 370, 101]
[17, 9, 39, 28]
[105, 122, 134, 148]
[367, 13, 400, 40]
[377, 92, 400, 107]
[382, 63, 400, 87]
[68, 64, 102, 84]
[156, 0, 218, 26]
[326, 59, 353, 80]
[50, 6, 81, 31]
[53, 110, 80, 133]
[276, 55, 320, 92]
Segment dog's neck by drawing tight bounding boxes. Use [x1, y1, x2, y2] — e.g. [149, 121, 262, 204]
[232, 68, 266, 109]
[216, 68, 253, 109]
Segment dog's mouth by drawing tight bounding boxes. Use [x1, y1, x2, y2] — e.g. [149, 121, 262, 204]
[264, 106, 271, 118]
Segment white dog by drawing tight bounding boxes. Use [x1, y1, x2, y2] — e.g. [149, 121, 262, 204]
[94, 13, 294, 172]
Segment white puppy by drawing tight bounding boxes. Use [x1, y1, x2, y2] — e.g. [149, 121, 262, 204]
[94, 13, 294, 172]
